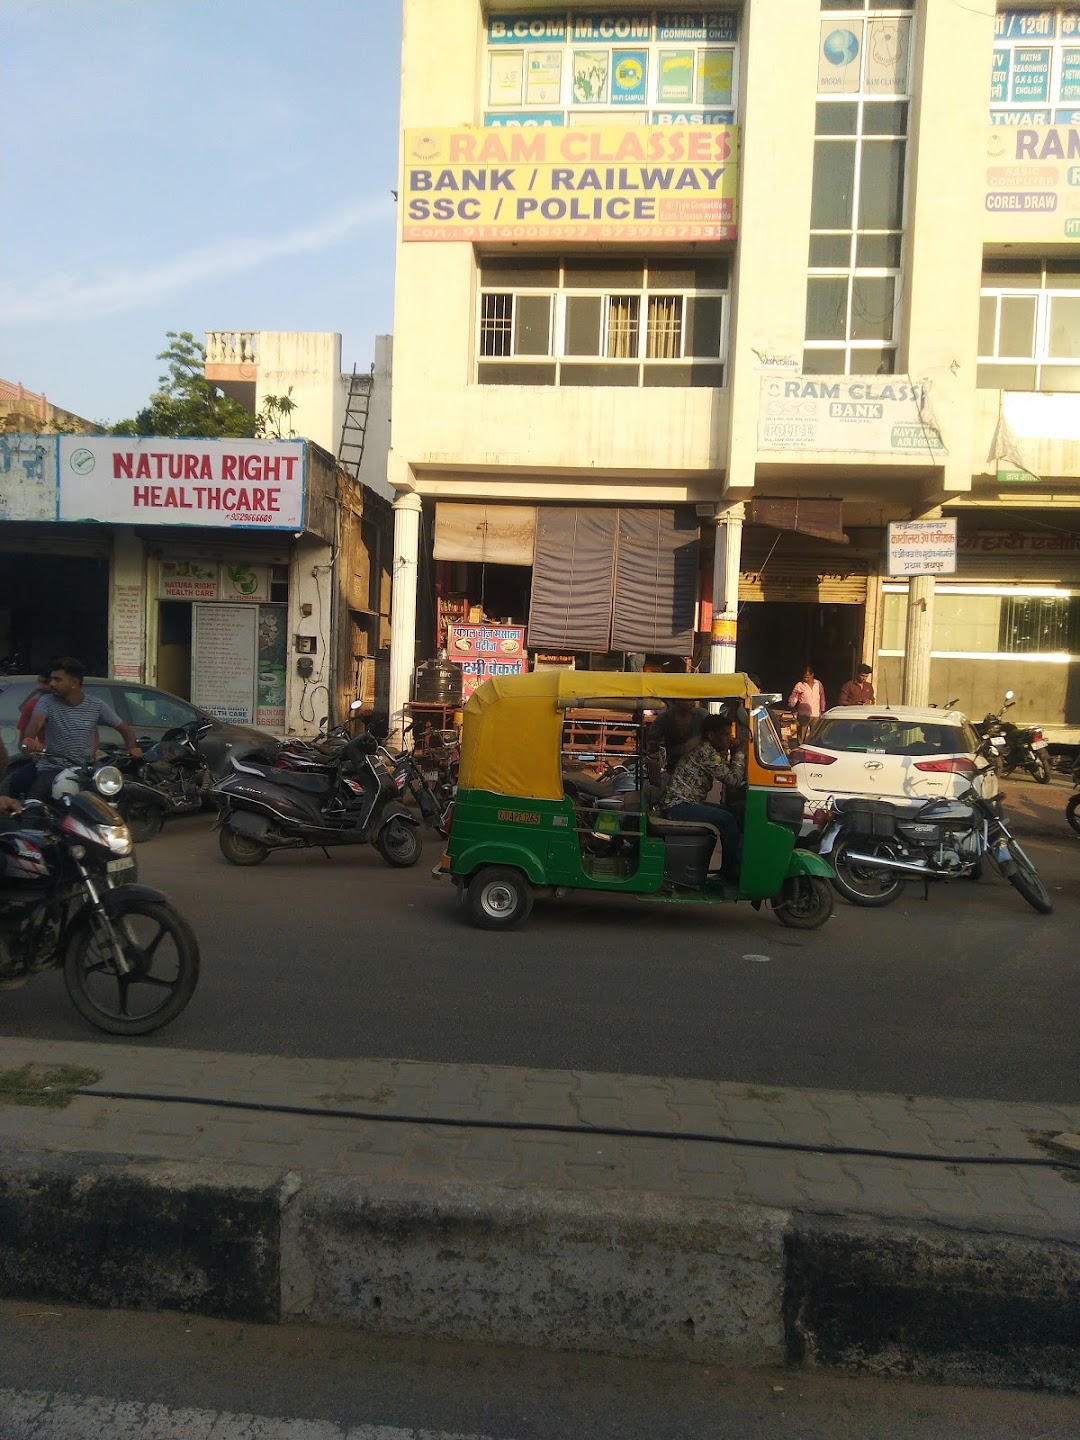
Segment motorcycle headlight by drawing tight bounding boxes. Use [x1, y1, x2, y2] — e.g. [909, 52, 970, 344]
[94, 765, 124, 798]
[103, 823, 133, 856]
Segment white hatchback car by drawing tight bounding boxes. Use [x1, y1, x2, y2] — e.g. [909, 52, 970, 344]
[791, 705, 997, 817]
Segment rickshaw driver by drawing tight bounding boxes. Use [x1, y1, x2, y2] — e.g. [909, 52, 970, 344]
[662, 714, 747, 879]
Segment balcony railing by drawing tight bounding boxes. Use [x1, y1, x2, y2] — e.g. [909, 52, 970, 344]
[205, 331, 258, 365]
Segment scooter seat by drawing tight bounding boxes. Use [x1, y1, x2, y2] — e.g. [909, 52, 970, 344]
[645, 813, 722, 842]
[271, 770, 331, 795]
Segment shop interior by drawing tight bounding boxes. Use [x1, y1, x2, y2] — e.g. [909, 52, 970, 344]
[735, 602, 863, 707]
[0, 552, 109, 673]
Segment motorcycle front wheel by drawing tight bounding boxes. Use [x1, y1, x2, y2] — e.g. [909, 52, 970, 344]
[376, 817, 422, 868]
[830, 837, 906, 907]
[1066, 792, 1080, 837]
[1005, 839, 1053, 914]
[64, 899, 199, 1035]
[121, 798, 165, 844]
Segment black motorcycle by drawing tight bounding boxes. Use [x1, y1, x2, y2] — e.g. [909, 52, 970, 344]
[0, 794, 199, 1034]
[380, 722, 457, 840]
[818, 769, 1052, 915]
[109, 721, 213, 843]
[212, 727, 422, 868]
[975, 690, 1052, 784]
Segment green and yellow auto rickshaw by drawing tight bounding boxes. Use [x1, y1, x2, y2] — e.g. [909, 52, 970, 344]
[439, 671, 833, 930]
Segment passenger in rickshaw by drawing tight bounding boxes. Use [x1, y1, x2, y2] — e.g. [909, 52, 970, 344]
[646, 698, 704, 783]
[662, 713, 747, 880]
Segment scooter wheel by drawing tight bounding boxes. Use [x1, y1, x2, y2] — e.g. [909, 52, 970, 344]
[465, 866, 533, 929]
[375, 817, 422, 868]
[219, 825, 269, 866]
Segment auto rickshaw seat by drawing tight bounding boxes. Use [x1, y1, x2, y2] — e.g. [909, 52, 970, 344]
[645, 812, 723, 843]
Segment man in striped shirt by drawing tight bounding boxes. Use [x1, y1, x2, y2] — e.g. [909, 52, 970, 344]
[21, 657, 142, 798]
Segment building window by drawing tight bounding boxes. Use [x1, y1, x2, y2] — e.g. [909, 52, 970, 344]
[881, 585, 1080, 658]
[806, 3, 913, 376]
[477, 258, 728, 387]
[978, 259, 1080, 391]
[990, 8, 1080, 126]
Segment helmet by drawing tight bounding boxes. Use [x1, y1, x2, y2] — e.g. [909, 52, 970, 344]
[50, 767, 82, 800]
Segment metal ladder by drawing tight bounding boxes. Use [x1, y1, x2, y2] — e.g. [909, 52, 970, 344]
[338, 362, 373, 481]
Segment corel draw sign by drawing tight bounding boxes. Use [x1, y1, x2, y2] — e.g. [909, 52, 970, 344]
[59, 438, 305, 530]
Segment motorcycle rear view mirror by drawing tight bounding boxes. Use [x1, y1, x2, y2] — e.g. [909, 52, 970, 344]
[1004, 690, 1015, 702]
[350, 699, 366, 713]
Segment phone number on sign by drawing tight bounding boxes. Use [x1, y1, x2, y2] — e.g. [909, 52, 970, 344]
[404, 223, 737, 241]
[228, 513, 276, 524]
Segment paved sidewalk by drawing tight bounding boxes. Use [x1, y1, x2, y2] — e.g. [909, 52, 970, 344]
[1, 1037, 1077, 1235]
[1, 1038, 1078, 1388]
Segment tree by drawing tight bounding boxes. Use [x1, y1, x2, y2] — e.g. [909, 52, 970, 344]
[110, 331, 255, 438]
[255, 388, 298, 439]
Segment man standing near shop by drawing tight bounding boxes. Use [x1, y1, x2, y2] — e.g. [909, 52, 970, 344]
[20, 658, 142, 798]
[788, 665, 827, 744]
[838, 663, 876, 707]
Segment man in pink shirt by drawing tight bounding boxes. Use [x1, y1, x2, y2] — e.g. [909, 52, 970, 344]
[789, 666, 826, 744]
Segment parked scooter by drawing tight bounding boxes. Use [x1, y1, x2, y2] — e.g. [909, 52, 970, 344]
[0, 793, 198, 1034]
[211, 721, 422, 868]
[108, 721, 212, 842]
[975, 690, 1052, 783]
[817, 745, 1052, 914]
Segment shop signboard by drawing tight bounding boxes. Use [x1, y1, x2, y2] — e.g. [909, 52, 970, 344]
[984, 123, 1080, 239]
[887, 519, 958, 578]
[0, 434, 57, 521]
[758, 376, 946, 455]
[160, 559, 219, 600]
[220, 562, 270, 602]
[402, 124, 737, 241]
[58, 437, 305, 531]
[191, 604, 258, 725]
[447, 623, 527, 700]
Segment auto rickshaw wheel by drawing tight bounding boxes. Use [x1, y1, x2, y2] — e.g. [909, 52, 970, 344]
[773, 874, 833, 930]
[465, 866, 534, 929]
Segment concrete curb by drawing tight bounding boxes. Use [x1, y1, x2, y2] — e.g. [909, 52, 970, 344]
[2, 1150, 1077, 1391]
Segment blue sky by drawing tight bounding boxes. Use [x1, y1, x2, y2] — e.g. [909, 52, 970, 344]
[0, 0, 402, 427]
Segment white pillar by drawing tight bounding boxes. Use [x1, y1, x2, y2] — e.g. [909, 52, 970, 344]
[388, 491, 423, 745]
[901, 574, 935, 707]
[709, 502, 744, 675]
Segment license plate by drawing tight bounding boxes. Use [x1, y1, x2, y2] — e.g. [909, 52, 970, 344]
[107, 858, 136, 874]
[1032, 740, 1048, 749]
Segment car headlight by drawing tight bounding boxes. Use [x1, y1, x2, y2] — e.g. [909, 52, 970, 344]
[94, 765, 124, 798]
[103, 823, 133, 856]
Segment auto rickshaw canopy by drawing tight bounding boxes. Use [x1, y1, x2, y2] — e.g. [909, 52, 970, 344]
[458, 671, 759, 802]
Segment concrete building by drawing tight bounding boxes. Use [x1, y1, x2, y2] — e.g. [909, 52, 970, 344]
[388, 1, 1080, 743]
[0, 379, 100, 435]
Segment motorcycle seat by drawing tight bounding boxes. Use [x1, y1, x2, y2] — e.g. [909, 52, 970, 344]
[271, 771, 331, 795]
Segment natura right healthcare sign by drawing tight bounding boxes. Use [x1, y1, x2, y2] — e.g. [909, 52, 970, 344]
[887, 519, 958, 577]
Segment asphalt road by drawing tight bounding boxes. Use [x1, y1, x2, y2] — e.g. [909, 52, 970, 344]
[1, 813, 1077, 1103]
[3, 1302, 1078, 1439]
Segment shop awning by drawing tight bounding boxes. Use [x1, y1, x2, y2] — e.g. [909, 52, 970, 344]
[527, 507, 616, 651]
[749, 498, 848, 545]
[611, 507, 699, 655]
[433, 503, 537, 565]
